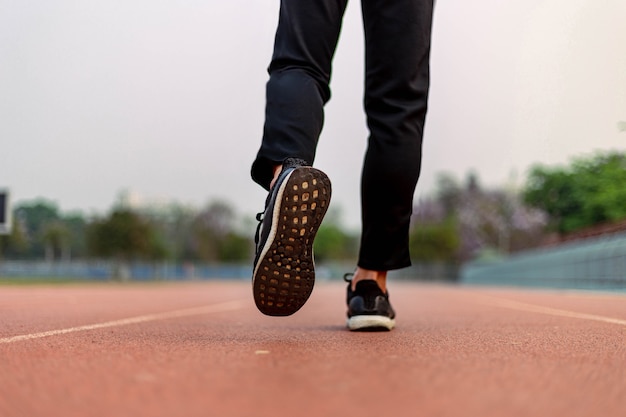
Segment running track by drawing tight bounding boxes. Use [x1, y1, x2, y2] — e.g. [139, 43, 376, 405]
[1, 281, 625, 417]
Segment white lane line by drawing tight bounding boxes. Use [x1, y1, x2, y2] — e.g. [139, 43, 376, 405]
[476, 295, 626, 326]
[0, 300, 246, 344]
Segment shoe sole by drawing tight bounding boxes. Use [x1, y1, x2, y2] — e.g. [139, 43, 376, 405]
[347, 315, 395, 331]
[253, 167, 331, 316]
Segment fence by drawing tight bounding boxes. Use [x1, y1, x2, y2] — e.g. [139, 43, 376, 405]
[0, 261, 252, 281]
[461, 232, 626, 290]
[0, 260, 460, 282]
[320, 262, 459, 282]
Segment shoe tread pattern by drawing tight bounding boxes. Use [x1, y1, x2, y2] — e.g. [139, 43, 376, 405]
[253, 167, 331, 316]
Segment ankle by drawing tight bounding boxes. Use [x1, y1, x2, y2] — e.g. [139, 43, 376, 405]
[352, 267, 387, 293]
[269, 164, 283, 190]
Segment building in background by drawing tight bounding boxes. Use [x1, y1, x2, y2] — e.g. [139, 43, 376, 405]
[0, 188, 11, 235]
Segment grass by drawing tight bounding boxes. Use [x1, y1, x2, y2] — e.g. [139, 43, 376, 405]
[0, 277, 101, 286]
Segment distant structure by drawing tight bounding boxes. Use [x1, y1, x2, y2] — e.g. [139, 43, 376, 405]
[115, 189, 178, 212]
[542, 218, 626, 247]
[0, 188, 11, 235]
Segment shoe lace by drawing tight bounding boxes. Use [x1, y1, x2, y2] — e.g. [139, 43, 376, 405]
[254, 211, 264, 246]
[254, 159, 307, 250]
[343, 272, 354, 283]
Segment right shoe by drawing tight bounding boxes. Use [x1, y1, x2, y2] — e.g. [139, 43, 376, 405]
[252, 159, 332, 316]
[344, 273, 396, 331]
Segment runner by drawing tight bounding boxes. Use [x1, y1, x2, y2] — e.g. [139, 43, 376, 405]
[251, 0, 435, 331]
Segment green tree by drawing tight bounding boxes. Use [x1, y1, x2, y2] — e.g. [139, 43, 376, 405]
[524, 152, 626, 233]
[62, 213, 88, 259]
[409, 219, 460, 262]
[88, 209, 167, 261]
[42, 221, 70, 261]
[413, 171, 547, 261]
[313, 224, 357, 262]
[14, 200, 61, 258]
[218, 233, 252, 262]
[0, 214, 29, 259]
[436, 173, 462, 218]
[313, 208, 358, 262]
[190, 200, 248, 262]
[16, 200, 60, 235]
[11, 200, 90, 260]
[159, 204, 196, 262]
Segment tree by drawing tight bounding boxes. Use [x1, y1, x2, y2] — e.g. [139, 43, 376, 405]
[62, 213, 89, 259]
[436, 173, 462, 218]
[524, 152, 626, 233]
[412, 172, 547, 261]
[409, 219, 460, 262]
[218, 233, 252, 262]
[0, 214, 28, 260]
[14, 200, 61, 258]
[312, 208, 358, 262]
[189, 200, 251, 262]
[8, 201, 90, 261]
[42, 221, 70, 262]
[313, 224, 358, 262]
[15, 200, 60, 235]
[88, 209, 168, 261]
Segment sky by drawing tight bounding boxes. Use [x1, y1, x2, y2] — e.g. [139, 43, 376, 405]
[1, 0, 625, 229]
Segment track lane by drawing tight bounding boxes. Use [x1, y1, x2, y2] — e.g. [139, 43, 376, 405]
[1, 282, 624, 417]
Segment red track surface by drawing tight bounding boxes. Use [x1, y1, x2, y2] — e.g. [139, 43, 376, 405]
[1, 281, 625, 417]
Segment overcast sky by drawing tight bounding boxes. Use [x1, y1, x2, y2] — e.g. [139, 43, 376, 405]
[1, 0, 625, 228]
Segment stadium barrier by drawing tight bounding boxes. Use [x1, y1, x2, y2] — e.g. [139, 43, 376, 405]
[0, 260, 459, 282]
[461, 232, 626, 290]
[0, 261, 252, 281]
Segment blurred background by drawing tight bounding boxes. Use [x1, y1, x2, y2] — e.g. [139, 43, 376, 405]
[1, 0, 625, 286]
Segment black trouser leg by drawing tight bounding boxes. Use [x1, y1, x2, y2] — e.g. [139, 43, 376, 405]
[251, 0, 348, 190]
[358, 0, 434, 270]
[252, 0, 434, 271]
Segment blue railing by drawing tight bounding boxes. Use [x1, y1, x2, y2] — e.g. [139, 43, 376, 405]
[461, 232, 626, 290]
[0, 261, 253, 281]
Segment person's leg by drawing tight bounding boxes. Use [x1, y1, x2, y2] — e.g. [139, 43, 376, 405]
[251, 0, 346, 316]
[347, 0, 432, 330]
[356, 0, 434, 288]
[351, 268, 387, 292]
[251, 0, 349, 191]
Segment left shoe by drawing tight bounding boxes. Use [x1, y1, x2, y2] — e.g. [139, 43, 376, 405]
[344, 273, 396, 331]
[252, 159, 331, 316]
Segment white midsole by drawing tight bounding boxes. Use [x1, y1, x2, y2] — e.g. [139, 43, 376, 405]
[252, 169, 294, 282]
[347, 315, 395, 331]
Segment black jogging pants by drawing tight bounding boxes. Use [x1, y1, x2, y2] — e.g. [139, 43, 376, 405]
[251, 0, 434, 270]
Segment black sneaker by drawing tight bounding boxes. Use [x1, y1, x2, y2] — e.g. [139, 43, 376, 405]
[253, 158, 332, 316]
[344, 274, 396, 331]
